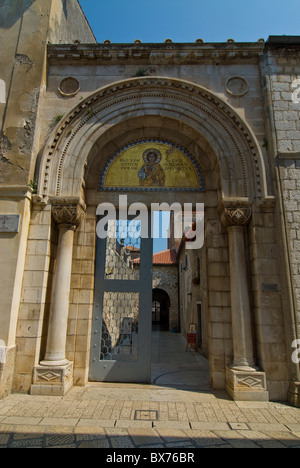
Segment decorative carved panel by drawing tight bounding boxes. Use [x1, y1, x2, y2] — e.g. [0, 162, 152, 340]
[50, 197, 86, 228]
[221, 206, 251, 227]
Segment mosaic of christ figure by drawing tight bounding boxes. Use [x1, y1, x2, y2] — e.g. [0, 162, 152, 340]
[138, 148, 166, 187]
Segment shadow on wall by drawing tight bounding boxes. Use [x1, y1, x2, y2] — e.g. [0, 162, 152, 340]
[62, 0, 67, 19]
[0, 0, 36, 29]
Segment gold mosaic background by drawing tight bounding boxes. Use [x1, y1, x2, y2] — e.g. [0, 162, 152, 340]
[103, 142, 200, 190]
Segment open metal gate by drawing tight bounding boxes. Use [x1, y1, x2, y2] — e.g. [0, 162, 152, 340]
[89, 214, 153, 382]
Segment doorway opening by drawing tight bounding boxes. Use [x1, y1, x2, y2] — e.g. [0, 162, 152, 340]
[152, 288, 170, 331]
[90, 204, 210, 390]
[150, 212, 210, 391]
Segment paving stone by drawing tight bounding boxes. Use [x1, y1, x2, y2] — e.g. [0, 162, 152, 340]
[2, 417, 42, 426]
[153, 420, 190, 430]
[225, 439, 261, 449]
[190, 421, 230, 431]
[260, 432, 300, 447]
[45, 434, 76, 447]
[43, 425, 75, 434]
[48, 444, 77, 448]
[128, 428, 163, 446]
[185, 430, 225, 448]
[154, 428, 189, 442]
[76, 433, 107, 442]
[39, 417, 78, 426]
[214, 429, 261, 449]
[13, 432, 44, 440]
[10, 437, 44, 448]
[77, 438, 110, 448]
[139, 443, 165, 448]
[166, 441, 196, 448]
[229, 422, 250, 430]
[248, 423, 290, 432]
[116, 420, 153, 429]
[13, 425, 45, 435]
[0, 383, 299, 448]
[110, 436, 135, 448]
[254, 439, 287, 448]
[285, 424, 300, 432]
[76, 418, 115, 428]
[0, 433, 11, 445]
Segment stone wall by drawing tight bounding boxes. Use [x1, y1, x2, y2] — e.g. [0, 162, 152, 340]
[13, 200, 56, 393]
[67, 206, 95, 386]
[178, 199, 289, 399]
[280, 157, 300, 335]
[178, 239, 209, 358]
[249, 201, 288, 400]
[263, 43, 300, 400]
[0, 0, 97, 397]
[205, 208, 232, 389]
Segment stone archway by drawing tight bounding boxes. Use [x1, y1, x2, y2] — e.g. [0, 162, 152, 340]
[38, 77, 267, 202]
[27, 77, 274, 399]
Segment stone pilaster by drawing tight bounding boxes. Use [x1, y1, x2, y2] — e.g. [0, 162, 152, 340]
[31, 197, 85, 396]
[221, 203, 269, 401]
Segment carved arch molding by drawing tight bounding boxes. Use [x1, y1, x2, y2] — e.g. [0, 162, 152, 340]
[38, 77, 268, 201]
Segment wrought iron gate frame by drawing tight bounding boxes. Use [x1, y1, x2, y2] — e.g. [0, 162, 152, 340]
[89, 213, 153, 383]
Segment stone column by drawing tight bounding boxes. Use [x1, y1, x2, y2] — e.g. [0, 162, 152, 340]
[222, 204, 269, 402]
[42, 224, 76, 366]
[31, 198, 85, 396]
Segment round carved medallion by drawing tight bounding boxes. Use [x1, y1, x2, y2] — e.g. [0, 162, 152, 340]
[58, 77, 80, 97]
[226, 76, 249, 97]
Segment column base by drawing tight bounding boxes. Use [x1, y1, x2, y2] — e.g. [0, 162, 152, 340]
[288, 381, 300, 408]
[226, 366, 269, 402]
[31, 362, 73, 396]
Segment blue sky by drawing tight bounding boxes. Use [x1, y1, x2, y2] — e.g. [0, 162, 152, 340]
[79, 0, 300, 44]
[117, 213, 171, 254]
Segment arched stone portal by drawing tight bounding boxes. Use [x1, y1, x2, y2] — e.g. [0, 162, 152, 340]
[38, 77, 267, 201]
[24, 77, 283, 401]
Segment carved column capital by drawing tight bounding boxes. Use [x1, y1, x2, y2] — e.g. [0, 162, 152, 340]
[220, 205, 251, 228]
[50, 197, 86, 229]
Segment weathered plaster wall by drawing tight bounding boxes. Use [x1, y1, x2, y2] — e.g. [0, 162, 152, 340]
[0, 0, 96, 396]
[0, 0, 96, 186]
[0, 187, 32, 397]
[48, 0, 96, 45]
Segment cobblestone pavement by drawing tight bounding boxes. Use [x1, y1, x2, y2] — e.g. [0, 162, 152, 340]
[1, 384, 300, 448]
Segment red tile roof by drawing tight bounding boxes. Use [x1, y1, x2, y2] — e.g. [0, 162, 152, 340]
[133, 249, 177, 265]
[153, 249, 177, 265]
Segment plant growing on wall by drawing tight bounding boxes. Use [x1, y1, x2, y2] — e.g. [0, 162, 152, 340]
[52, 113, 64, 124]
[28, 177, 38, 194]
[134, 68, 148, 77]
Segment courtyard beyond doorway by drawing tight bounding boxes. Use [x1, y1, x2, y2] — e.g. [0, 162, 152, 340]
[151, 330, 210, 391]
